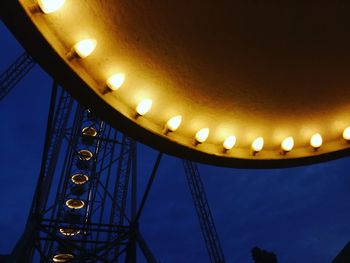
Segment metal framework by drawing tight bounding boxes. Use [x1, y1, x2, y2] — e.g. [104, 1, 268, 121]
[0, 53, 226, 262]
[0, 52, 35, 101]
[183, 160, 226, 263]
[6, 83, 158, 263]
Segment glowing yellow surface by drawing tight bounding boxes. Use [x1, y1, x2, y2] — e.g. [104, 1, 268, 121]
[37, 0, 65, 14]
[14, 0, 350, 165]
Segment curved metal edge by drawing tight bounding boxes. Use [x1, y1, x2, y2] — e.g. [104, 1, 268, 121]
[2, 0, 350, 169]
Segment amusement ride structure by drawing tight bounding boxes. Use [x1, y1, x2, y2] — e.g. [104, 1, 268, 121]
[0, 53, 225, 263]
[1, 0, 350, 262]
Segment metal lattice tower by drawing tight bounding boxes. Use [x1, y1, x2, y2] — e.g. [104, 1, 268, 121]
[183, 160, 226, 263]
[6, 82, 158, 263]
[0, 52, 35, 101]
[0, 52, 226, 262]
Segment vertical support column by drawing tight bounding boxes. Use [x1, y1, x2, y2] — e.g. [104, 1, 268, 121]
[127, 150, 163, 263]
[130, 141, 138, 262]
[131, 141, 137, 224]
[126, 141, 137, 263]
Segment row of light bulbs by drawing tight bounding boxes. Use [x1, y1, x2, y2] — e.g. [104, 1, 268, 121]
[36, 0, 350, 155]
[196, 128, 350, 153]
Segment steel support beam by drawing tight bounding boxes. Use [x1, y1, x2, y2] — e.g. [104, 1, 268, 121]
[6, 83, 160, 262]
[183, 160, 226, 263]
[0, 52, 35, 101]
[135, 152, 163, 223]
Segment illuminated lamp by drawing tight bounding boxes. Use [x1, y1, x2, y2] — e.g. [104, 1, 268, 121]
[281, 136, 294, 153]
[136, 99, 152, 116]
[343, 127, 350, 141]
[73, 39, 97, 58]
[251, 137, 264, 153]
[59, 228, 80, 236]
[81, 127, 97, 145]
[52, 254, 74, 263]
[166, 115, 182, 132]
[82, 127, 97, 137]
[223, 135, 236, 151]
[77, 150, 93, 161]
[37, 0, 65, 14]
[71, 174, 89, 185]
[65, 199, 84, 209]
[195, 128, 209, 143]
[310, 133, 322, 149]
[106, 73, 125, 91]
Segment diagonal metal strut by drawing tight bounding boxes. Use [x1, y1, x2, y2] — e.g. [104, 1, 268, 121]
[0, 52, 35, 101]
[183, 160, 226, 263]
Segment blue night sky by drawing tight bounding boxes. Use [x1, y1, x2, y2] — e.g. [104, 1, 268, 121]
[1, 21, 350, 263]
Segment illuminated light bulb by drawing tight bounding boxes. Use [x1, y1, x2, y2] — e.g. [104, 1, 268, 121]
[223, 135, 236, 150]
[343, 127, 350, 141]
[166, 115, 182, 132]
[310, 133, 322, 149]
[251, 137, 264, 153]
[38, 0, 65, 14]
[74, 39, 97, 58]
[281, 136, 294, 152]
[136, 99, 152, 116]
[195, 128, 209, 143]
[107, 73, 125, 91]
